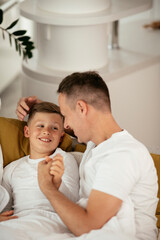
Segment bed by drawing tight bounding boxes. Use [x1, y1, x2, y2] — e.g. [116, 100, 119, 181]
[0, 117, 160, 239]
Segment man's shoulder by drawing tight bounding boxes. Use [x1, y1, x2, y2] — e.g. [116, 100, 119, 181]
[97, 130, 148, 154]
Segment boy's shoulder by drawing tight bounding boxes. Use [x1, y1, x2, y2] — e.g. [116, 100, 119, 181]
[55, 148, 70, 156]
[3, 155, 29, 182]
[4, 155, 28, 171]
[55, 148, 79, 166]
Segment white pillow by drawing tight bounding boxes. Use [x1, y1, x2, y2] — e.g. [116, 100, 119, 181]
[0, 145, 10, 212]
[70, 151, 83, 166]
[0, 186, 9, 212]
[0, 145, 3, 184]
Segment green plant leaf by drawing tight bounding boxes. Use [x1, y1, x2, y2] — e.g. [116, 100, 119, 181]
[22, 40, 34, 46]
[26, 51, 33, 59]
[5, 18, 19, 30]
[26, 45, 35, 50]
[0, 9, 3, 24]
[9, 33, 12, 46]
[18, 36, 30, 41]
[14, 38, 18, 51]
[13, 30, 26, 36]
[18, 44, 21, 56]
[0, 8, 34, 61]
[2, 29, 5, 39]
[23, 50, 27, 60]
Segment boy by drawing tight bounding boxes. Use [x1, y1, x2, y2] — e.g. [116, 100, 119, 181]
[0, 102, 79, 239]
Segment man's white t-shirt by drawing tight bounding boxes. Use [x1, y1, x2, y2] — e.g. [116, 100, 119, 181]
[78, 130, 158, 240]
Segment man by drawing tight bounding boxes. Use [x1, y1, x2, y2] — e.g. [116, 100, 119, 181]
[16, 71, 158, 240]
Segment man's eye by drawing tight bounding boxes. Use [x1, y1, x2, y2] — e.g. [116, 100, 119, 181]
[38, 125, 44, 128]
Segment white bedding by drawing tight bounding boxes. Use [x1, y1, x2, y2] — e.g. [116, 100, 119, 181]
[0, 151, 158, 240]
[0, 211, 138, 240]
[0, 150, 79, 240]
[0, 209, 74, 240]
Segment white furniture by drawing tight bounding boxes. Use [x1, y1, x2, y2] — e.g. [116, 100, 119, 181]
[19, 0, 152, 104]
[19, 0, 160, 153]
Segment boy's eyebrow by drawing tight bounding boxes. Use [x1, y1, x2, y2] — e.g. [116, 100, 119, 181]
[35, 120, 62, 125]
[51, 122, 61, 125]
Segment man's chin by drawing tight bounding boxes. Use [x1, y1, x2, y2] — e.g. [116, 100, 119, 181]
[77, 137, 86, 144]
[77, 139, 82, 144]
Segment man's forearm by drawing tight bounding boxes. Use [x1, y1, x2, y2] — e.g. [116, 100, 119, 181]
[44, 185, 96, 236]
[38, 160, 120, 235]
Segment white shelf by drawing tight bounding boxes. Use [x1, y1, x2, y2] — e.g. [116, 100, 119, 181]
[20, 0, 152, 26]
[22, 50, 160, 84]
[22, 17, 160, 83]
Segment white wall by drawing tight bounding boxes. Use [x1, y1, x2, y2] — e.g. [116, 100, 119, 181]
[107, 62, 160, 154]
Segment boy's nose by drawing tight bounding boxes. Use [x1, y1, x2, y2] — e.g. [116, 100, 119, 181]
[43, 127, 50, 134]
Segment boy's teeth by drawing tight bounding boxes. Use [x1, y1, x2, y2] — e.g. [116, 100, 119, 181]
[41, 138, 50, 142]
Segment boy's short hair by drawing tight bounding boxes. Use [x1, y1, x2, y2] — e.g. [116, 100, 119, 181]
[28, 102, 64, 124]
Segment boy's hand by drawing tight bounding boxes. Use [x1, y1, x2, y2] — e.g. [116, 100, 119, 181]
[0, 210, 18, 222]
[50, 154, 64, 189]
[16, 96, 41, 121]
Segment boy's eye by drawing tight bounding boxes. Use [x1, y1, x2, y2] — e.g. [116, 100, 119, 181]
[52, 127, 58, 130]
[38, 125, 44, 128]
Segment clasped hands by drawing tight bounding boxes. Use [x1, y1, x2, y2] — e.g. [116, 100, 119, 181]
[38, 153, 64, 194]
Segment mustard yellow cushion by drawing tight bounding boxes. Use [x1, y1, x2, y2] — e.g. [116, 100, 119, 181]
[151, 153, 160, 228]
[0, 117, 72, 167]
[74, 143, 86, 153]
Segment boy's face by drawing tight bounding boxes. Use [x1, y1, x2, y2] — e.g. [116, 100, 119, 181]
[24, 112, 64, 159]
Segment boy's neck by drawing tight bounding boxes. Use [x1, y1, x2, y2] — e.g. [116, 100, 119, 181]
[29, 150, 55, 159]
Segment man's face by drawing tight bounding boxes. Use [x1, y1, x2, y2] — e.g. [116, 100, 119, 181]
[58, 93, 87, 143]
[24, 112, 64, 159]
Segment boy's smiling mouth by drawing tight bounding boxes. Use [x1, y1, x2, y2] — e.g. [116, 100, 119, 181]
[39, 138, 52, 143]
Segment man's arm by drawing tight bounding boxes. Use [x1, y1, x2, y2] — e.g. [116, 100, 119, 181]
[38, 160, 122, 236]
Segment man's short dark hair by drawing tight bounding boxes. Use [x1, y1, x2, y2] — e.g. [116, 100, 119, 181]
[57, 71, 111, 111]
[28, 102, 64, 124]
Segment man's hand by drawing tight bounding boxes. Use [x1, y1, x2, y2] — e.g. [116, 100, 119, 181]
[50, 154, 64, 189]
[0, 210, 18, 222]
[38, 156, 123, 236]
[16, 96, 41, 121]
[38, 158, 56, 195]
[38, 154, 64, 193]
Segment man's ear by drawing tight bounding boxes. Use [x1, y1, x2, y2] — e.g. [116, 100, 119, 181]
[76, 100, 88, 116]
[24, 125, 30, 138]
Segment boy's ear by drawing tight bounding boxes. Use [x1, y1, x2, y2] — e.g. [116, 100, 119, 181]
[60, 131, 65, 142]
[24, 125, 29, 138]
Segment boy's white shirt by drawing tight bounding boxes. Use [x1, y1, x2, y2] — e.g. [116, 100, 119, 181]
[1, 148, 79, 213]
